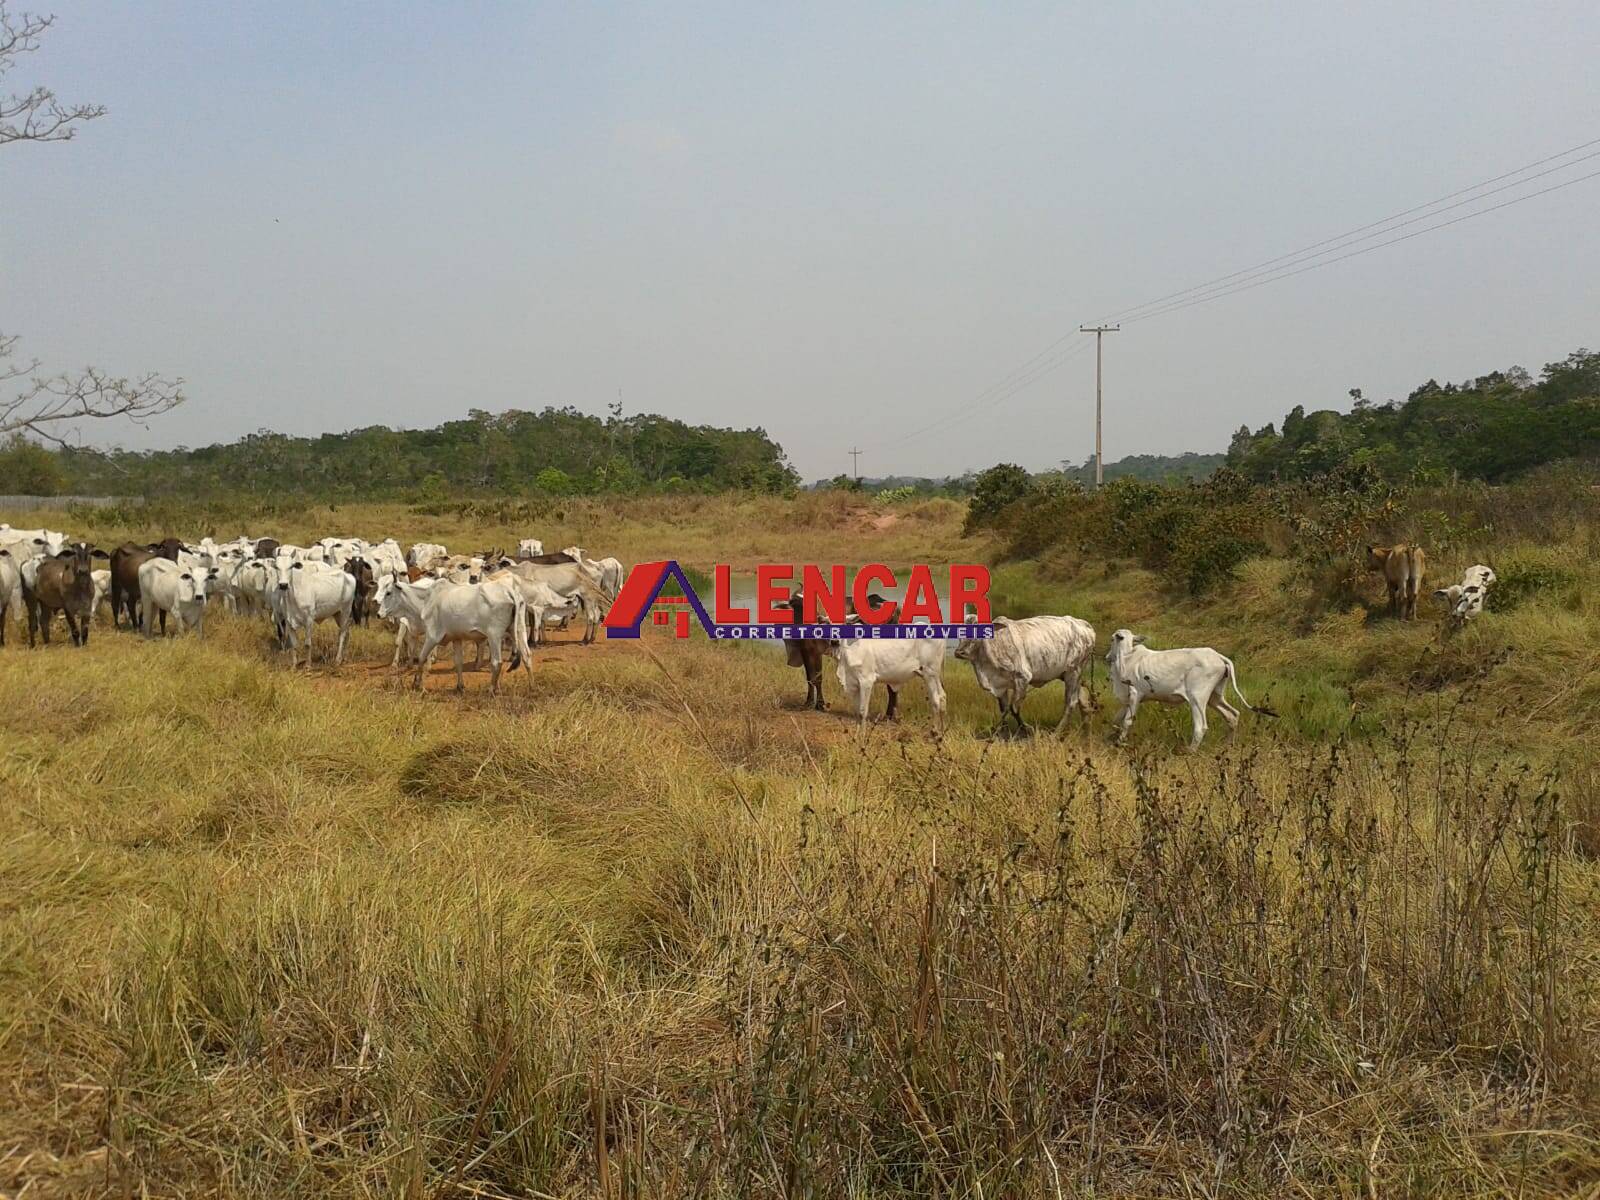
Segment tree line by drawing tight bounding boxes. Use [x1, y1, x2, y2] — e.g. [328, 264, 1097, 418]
[1226, 347, 1600, 483]
[2, 406, 799, 499]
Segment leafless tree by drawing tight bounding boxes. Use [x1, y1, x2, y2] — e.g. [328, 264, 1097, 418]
[1, 1, 183, 444]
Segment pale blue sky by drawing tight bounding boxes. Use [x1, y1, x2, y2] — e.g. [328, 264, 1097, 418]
[5, 1, 1597, 480]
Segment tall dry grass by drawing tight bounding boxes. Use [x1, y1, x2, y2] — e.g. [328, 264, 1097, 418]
[3, 493, 1599, 1197]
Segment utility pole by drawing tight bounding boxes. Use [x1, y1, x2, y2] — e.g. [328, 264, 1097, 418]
[1079, 324, 1119, 487]
[849, 446, 862, 483]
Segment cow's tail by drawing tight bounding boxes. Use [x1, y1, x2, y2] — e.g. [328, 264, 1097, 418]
[577, 575, 608, 623]
[1225, 656, 1277, 718]
[510, 590, 532, 673]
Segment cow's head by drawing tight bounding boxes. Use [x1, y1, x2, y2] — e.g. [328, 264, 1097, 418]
[1105, 628, 1146, 664]
[278, 561, 304, 592]
[953, 614, 984, 661]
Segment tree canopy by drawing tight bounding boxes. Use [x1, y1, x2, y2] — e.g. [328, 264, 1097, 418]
[44, 406, 798, 498]
[1227, 348, 1600, 483]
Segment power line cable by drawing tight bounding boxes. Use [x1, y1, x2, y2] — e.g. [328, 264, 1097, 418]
[1097, 134, 1600, 324]
[1123, 164, 1600, 324]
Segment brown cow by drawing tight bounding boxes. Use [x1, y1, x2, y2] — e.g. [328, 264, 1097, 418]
[24, 542, 109, 647]
[1366, 543, 1427, 620]
[783, 590, 827, 710]
[110, 541, 179, 631]
[343, 556, 376, 626]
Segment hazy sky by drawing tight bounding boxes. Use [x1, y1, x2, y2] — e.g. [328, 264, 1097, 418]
[5, 1, 1597, 481]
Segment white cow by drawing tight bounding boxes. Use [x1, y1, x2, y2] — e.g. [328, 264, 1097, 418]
[408, 542, 449, 569]
[0, 549, 20, 644]
[827, 633, 949, 731]
[0, 527, 67, 561]
[273, 559, 357, 667]
[231, 558, 275, 617]
[138, 558, 210, 638]
[516, 538, 543, 559]
[364, 538, 408, 577]
[485, 570, 570, 645]
[90, 568, 113, 623]
[955, 614, 1097, 735]
[562, 546, 624, 599]
[492, 560, 607, 642]
[1104, 629, 1270, 751]
[375, 572, 442, 666]
[393, 577, 531, 695]
[1434, 564, 1496, 624]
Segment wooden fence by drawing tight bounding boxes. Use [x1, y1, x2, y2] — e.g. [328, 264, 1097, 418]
[0, 495, 126, 512]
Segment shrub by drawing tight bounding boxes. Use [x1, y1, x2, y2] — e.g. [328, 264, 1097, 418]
[964, 463, 1035, 532]
[1488, 558, 1579, 613]
[533, 467, 574, 496]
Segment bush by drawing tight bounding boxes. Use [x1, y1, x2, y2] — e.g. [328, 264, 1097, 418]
[533, 467, 575, 496]
[991, 469, 1267, 594]
[964, 463, 1035, 532]
[1488, 558, 1580, 613]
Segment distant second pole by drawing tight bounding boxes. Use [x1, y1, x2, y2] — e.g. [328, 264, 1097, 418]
[1079, 324, 1119, 487]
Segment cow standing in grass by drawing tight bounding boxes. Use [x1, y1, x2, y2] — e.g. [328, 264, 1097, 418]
[955, 614, 1096, 736]
[1366, 544, 1426, 620]
[1105, 628, 1272, 751]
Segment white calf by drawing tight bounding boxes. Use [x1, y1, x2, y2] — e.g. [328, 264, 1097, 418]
[828, 634, 948, 731]
[1104, 629, 1270, 751]
[375, 573, 442, 666]
[1434, 564, 1496, 624]
[517, 538, 544, 559]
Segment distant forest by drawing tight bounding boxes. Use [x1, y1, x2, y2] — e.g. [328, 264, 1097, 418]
[1226, 347, 1600, 483]
[4, 407, 798, 499]
[2, 347, 1595, 500]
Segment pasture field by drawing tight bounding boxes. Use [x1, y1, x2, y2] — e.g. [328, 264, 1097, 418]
[4, 491, 1600, 1198]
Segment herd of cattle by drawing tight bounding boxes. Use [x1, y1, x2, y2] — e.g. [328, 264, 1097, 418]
[0, 523, 1499, 749]
[0, 524, 619, 694]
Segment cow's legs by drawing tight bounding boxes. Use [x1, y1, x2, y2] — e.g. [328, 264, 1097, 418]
[1056, 675, 1080, 734]
[853, 676, 874, 728]
[1114, 693, 1140, 744]
[412, 635, 442, 689]
[334, 614, 350, 666]
[1208, 686, 1241, 736]
[1186, 696, 1208, 751]
[452, 643, 466, 693]
[488, 645, 503, 695]
[884, 685, 900, 722]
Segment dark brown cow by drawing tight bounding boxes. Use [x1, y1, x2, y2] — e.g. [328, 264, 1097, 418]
[343, 556, 376, 626]
[24, 543, 109, 647]
[515, 551, 576, 565]
[783, 590, 827, 710]
[254, 537, 281, 560]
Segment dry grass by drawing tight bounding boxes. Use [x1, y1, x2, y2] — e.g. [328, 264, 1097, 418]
[3, 495, 1599, 1197]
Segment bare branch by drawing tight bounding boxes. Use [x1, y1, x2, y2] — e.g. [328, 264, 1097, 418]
[0, 335, 184, 445]
[0, 7, 105, 145]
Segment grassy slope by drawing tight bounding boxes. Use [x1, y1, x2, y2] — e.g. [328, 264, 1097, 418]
[3, 494, 1598, 1198]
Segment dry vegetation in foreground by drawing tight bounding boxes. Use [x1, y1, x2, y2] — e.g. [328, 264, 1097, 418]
[3, 491, 1600, 1198]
